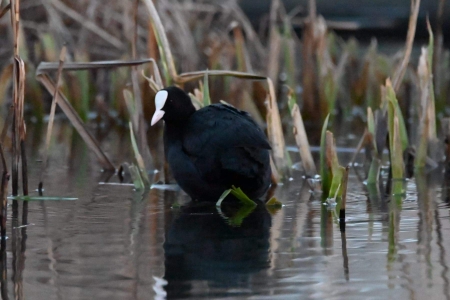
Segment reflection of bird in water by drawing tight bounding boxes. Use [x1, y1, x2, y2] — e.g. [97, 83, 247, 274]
[163, 202, 272, 298]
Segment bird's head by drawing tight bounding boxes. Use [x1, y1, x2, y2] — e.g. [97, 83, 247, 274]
[151, 86, 196, 126]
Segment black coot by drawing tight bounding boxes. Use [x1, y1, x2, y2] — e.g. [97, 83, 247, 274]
[151, 86, 272, 201]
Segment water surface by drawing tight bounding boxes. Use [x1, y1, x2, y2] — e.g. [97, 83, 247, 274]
[1, 123, 450, 300]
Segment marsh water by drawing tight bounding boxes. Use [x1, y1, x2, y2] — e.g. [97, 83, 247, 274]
[1, 121, 450, 300]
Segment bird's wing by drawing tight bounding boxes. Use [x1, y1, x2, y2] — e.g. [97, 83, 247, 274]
[182, 104, 271, 154]
[182, 104, 270, 179]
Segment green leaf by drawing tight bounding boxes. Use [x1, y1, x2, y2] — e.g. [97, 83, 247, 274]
[367, 157, 381, 185]
[329, 166, 345, 199]
[320, 114, 331, 194]
[227, 205, 256, 227]
[202, 70, 211, 106]
[128, 164, 145, 191]
[216, 186, 257, 207]
[367, 107, 378, 156]
[386, 80, 408, 150]
[216, 189, 232, 207]
[230, 185, 257, 207]
[388, 103, 405, 181]
[265, 197, 282, 207]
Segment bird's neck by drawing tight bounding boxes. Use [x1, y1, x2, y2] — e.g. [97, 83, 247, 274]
[163, 121, 186, 146]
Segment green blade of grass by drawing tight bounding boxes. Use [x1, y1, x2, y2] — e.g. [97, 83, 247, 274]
[202, 71, 211, 106]
[367, 157, 381, 185]
[265, 197, 282, 207]
[128, 164, 145, 191]
[329, 165, 345, 200]
[367, 107, 378, 156]
[388, 104, 405, 180]
[320, 114, 331, 194]
[386, 79, 409, 151]
[216, 189, 232, 207]
[230, 186, 257, 207]
[227, 205, 256, 227]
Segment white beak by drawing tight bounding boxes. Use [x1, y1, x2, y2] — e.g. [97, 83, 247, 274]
[151, 110, 165, 126]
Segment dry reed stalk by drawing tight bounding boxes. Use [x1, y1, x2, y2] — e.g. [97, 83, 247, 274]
[301, 0, 318, 118]
[415, 20, 439, 168]
[228, 1, 266, 58]
[270, 156, 279, 185]
[50, 0, 123, 49]
[142, 0, 178, 81]
[177, 70, 266, 84]
[9, 0, 27, 196]
[36, 58, 161, 171]
[39, 46, 66, 191]
[392, 0, 420, 92]
[37, 74, 116, 171]
[36, 58, 158, 72]
[266, 78, 288, 176]
[0, 3, 10, 19]
[267, 0, 282, 90]
[315, 17, 349, 118]
[291, 103, 316, 177]
[232, 22, 252, 73]
[130, 1, 152, 170]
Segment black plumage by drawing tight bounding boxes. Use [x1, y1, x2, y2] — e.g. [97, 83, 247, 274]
[152, 86, 272, 201]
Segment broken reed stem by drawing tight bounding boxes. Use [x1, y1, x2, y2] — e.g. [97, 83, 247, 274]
[392, 0, 420, 91]
[291, 103, 317, 177]
[266, 78, 288, 176]
[10, 0, 21, 196]
[141, 0, 178, 81]
[10, 0, 19, 57]
[39, 46, 66, 191]
[267, 0, 281, 89]
[37, 74, 116, 171]
[12, 58, 25, 196]
[130, 1, 153, 169]
[132, 0, 139, 59]
[0, 3, 11, 19]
